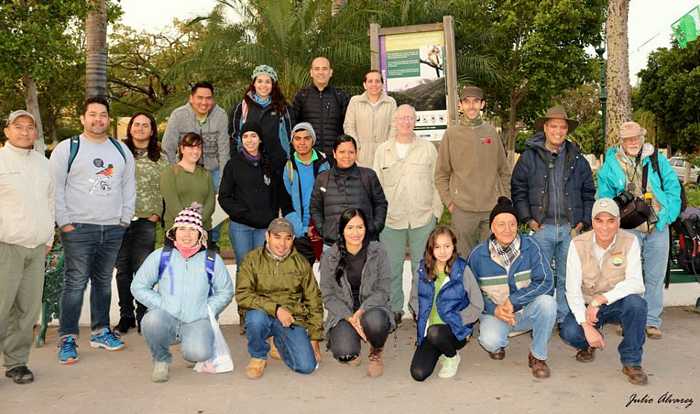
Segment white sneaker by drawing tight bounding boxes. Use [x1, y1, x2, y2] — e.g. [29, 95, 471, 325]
[437, 353, 461, 378]
[152, 361, 169, 383]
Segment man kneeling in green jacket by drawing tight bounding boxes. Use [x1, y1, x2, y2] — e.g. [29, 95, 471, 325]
[236, 217, 324, 379]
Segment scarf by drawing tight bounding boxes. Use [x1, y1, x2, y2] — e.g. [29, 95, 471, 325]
[488, 234, 521, 271]
[462, 114, 484, 127]
[175, 241, 202, 259]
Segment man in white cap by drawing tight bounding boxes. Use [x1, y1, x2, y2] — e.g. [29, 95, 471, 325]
[0, 110, 54, 384]
[560, 198, 648, 385]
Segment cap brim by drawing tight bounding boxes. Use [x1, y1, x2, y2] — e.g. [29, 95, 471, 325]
[534, 118, 578, 133]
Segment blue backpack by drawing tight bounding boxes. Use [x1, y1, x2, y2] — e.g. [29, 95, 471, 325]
[157, 245, 217, 297]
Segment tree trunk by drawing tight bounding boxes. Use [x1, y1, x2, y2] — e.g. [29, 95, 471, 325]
[86, 0, 108, 99]
[605, 0, 631, 148]
[22, 75, 46, 154]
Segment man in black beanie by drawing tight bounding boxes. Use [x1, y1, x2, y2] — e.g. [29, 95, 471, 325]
[467, 197, 557, 379]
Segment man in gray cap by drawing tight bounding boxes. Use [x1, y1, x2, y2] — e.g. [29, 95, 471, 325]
[235, 217, 324, 379]
[511, 105, 596, 325]
[0, 110, 54, 384]
[282, 123, 330, 265]
[435, 85, 511, 257]
[560, 198, 649, 385]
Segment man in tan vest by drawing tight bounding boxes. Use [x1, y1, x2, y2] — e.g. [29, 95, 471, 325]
[559, 198, 648, 385]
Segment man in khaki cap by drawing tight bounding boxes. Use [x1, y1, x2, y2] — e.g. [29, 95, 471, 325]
[0, 110, 54, 384]
[560, 198, 649, 385]
[435, 85, 511, 257]
[511, 105, 595, 325]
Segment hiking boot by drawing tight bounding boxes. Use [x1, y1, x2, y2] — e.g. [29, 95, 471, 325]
[89, 328, 125, 351]
[622, 365, 648, 385]
[115, 316, 136, 335]
[437, 353, 461, 379]
[5, 366, 34, 384]
[268, 338, 281, 360]
[246, 358, 267, 379]
[528, 353, 551, 379]
[487, 348, 506, 360]
[151, 361, 169, 383]
[58, 336, 79, 365]
[346, 355, 361, 367]
[645, 326, 662, 340]
[575, 347, 595, 363]
[393, 312, 403, 327]
[367, 347, 384, 378]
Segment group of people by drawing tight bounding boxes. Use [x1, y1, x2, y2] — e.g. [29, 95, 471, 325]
[0, 55, 681, 387]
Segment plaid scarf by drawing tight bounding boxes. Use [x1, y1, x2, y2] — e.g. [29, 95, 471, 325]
[488, 234, 521, 271]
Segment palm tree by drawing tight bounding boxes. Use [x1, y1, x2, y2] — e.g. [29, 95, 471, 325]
[86, 0, 108, 98]
[605, 0, 631, 147]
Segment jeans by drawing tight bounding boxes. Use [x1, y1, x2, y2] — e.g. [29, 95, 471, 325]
[141, 308, 213, 364]
[478, 294, 557, 360]
[532, 223, 572, 323]
[380, 219, 435, 313]
[210, 168, 222, 245]
[559, 294, 647, 366]
[229, 220, 266, 265]
[410, 324, 466, 381]
[59, 223, 126, 337]
[628, 225, 669, 328]
[244, 309, 316, 374]
[115, 219, 155, 321]
[327, 308, 391, 361]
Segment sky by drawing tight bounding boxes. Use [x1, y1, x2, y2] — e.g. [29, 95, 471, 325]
[118, 0, 699, 85]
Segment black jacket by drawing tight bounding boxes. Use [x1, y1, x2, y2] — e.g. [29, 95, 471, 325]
[218, 151, 292, 229]
[228, 97, 291, 168]
[310, 164, 388, 245]
[291, 84, 349, 160]
[511, 133, 596, 228]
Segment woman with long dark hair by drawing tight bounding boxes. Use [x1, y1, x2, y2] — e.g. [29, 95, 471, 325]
[408, 226, 483, 381]
[218, 121, 292, 266]
[115, 112, 169, 334]
[319, 208, 393, 377]
[229, 65, 291, 169]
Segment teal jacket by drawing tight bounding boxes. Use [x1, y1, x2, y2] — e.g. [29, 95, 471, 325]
[131, 247, 234, 323]
[597, 144, 681, 230]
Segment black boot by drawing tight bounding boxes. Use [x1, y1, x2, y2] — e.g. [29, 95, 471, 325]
[116, 316, 136, 334]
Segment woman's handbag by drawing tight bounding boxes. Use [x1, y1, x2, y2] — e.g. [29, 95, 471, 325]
[193, 307, 234, 374]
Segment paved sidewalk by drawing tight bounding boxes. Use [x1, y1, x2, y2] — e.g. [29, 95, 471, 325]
[1, 307, 698, 414]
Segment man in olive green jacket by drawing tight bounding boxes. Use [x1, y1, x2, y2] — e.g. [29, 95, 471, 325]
[235, 218, 324, 379]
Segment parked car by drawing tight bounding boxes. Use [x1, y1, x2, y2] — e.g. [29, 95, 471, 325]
[670, 157, 700, 184]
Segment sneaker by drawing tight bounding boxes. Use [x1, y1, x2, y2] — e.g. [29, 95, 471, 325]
[152, 361, 169, 383]
[58, 336, 79, 365]
[367, 347, 384, 378]
[5, 366, 34, 384]
[115, 317, 136, 335]
[89, 328, 125, 351]
[246, 358, 267, 379]
[437, 353, 461, 378]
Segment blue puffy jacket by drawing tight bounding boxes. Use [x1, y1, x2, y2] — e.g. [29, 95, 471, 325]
[597, 144, 681, 231]
[411, 257, 484, 346]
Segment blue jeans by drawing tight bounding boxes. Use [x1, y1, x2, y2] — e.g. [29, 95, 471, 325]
[380, 219, 435, 313]
[559, 294, 647, 366]
[478, 295, 557, 360]
[59, 223, 126, 337]
[141, 309, 213, 363]
[210, 168, 222, 245]
[244, 309, 316, 374]
[532, 223, 572, 323]
[628, 225, 669, 328]
[229, 220, 266, 265]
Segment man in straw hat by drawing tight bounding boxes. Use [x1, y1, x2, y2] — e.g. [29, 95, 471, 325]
[435, 85, 511, 257]
[596, 121, 681, 339]
[560, 198, 649, 385]
[511, 105, 595, 325]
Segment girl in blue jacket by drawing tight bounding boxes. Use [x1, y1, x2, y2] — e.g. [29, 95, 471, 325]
[408, 226, 484, 381]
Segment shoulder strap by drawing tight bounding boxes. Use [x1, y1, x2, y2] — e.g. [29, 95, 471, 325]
[205, 248, 216, 297]
[109, 137, 127, 162]
[158, 245, 174, 281]
[67, 136, 81, 173]
[650, 148, 664, 191]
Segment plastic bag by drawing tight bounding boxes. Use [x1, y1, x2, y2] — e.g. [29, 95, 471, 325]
[193, 307, 234, 374]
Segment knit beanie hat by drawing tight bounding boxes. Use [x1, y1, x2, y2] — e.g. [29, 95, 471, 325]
[167, 202, 208, 246]
[489, 196, 518, 226]
[251, 65, 278, 83]
[291, 122, 317, 146]
[241, 120, 263, 139]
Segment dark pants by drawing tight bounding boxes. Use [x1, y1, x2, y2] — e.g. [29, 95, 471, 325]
[293, 236, 317, 266]
[59, 224, 126, 337]
[410, 324, 466, 381]
[115, 219, 155, 321]
[328, 308, 391, 361]
[559, 294, 647, 366]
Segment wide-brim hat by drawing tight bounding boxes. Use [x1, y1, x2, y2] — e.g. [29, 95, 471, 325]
[534, 106, 578, 133]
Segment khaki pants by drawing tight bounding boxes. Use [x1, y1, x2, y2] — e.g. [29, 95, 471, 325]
[0, 242, 45, 369]
[451, 208, 491, 257]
